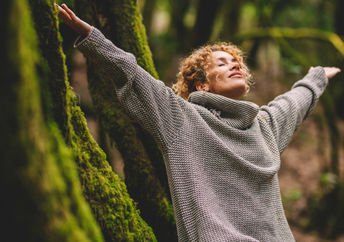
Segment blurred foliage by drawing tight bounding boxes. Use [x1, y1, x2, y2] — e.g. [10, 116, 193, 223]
[282, 189, 302, 205]
[307, 181, 344, 239]
[142, 0, 344, 94]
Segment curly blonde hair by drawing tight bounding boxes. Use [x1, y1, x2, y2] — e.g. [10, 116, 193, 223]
[172, 42, 253, 99]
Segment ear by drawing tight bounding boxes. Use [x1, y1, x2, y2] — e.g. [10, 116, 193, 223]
[195, 81, 210, 92]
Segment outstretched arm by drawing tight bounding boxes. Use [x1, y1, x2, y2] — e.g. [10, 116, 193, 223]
[260, 66, 341, 154]
[56, 4, 185, 149]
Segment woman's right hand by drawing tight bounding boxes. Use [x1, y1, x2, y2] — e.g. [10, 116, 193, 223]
[55, 3, 92, 37]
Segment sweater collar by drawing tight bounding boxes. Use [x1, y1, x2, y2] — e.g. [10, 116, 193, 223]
[188, 91, 259, 129]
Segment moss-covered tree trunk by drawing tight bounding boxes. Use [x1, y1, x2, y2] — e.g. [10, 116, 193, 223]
[74, 0, 177, 240]
[0, 0, 103, 241]
[27, 0, 157, 241]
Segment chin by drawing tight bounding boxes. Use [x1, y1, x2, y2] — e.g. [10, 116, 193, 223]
[225, 84, 247, 99]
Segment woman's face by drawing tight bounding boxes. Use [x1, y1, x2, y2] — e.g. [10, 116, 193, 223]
[197, 50, 247, 99]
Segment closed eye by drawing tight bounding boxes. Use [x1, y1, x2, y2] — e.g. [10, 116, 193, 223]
[218, 63, 225, 67]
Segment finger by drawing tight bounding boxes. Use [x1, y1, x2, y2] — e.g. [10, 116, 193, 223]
[62, 3, 77, 20]
[57, 5, 72, 22]
[55, 3, 70, 19]
[330, 68, 341, 74]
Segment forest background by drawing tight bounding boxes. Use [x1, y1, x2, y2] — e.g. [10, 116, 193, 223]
[1, 0, 344, 241]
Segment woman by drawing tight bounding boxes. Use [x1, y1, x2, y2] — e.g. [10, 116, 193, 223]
[57, 4, 340, 241]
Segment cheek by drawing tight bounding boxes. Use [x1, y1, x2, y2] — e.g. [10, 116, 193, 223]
[207, 71, 218, 83]
[208, 71, 229, 84]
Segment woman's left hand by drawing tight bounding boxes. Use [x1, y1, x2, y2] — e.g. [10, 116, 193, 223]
[323, 67, 341, 79]
[310, 66, 341, 80]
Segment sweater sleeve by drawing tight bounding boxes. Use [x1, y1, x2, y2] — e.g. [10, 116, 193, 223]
[74, 27, 185, 148]
[260, 67, 328, 154]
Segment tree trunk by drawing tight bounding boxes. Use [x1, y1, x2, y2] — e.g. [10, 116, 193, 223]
[220, 1, 243, 41]
[74, 1, 177, 240]
[189, 0, 222, 48]
[169, 0, 191, 52]
[142, 0, 158, 36]
[0, 0, 103, 241]
[335, 0, 344, 36]
[29, 0, 157, 241]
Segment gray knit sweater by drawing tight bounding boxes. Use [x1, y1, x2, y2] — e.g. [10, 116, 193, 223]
[76, 27, 328, 242]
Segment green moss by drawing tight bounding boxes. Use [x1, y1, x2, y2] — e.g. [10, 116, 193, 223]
[29, 0, 72, 143]
[67, 100, 156, 241]
[87, 75, 176, 240]
[105, 0, 159, 79]
[0, 0, 103, 241]
[28, 0, 157, 240]
[74, 0, 177, 240]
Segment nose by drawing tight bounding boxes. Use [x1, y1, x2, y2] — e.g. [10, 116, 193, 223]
[230, 62, 240, 71]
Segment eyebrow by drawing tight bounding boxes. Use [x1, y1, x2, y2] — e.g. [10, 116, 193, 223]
[216, 57, 237, 62]
[216, 57, 227, 62]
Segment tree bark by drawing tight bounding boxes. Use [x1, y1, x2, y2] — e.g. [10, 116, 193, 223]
[0, 0, 103, 241]
[29, 0, 157, 241]
[169, 0, 191, 52]
[142, 0, 158, 36]
[335, 0, 344, 36]
[74, 1, 177, 240]
[189, 0, 222, 48]
[220, 1, 243, 41]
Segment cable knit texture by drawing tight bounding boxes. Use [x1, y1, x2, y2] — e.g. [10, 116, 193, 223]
[76, 27, 328, 242]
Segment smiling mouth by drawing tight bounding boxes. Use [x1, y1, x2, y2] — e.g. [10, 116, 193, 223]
[229, 72, 243, 78]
